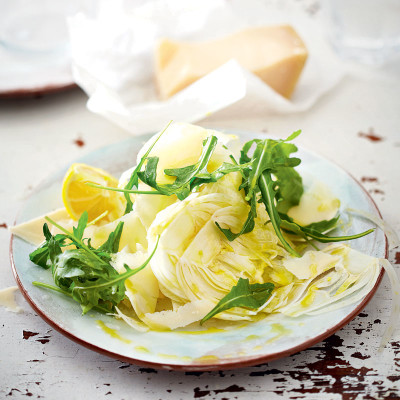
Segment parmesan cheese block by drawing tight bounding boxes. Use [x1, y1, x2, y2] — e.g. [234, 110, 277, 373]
[155, 25, 308, 99]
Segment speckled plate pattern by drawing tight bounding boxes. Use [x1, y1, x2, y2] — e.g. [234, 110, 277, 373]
[10, 131, 387, 371]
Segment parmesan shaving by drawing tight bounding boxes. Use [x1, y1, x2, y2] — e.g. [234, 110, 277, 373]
[0, 286, 22, 313]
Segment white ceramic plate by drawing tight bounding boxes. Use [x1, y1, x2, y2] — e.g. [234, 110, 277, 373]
[0, 47, 75, 98]
[10, 132, 386, 371]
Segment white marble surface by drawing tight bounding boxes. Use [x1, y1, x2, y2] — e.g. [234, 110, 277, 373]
[1, 20, 400, 400]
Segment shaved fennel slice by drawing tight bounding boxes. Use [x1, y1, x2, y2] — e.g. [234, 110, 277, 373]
[147, 190, 247, 304]
[215, 307, 260, 321]
[278, 246, 380, 317]
[258, 283, 295, 313]
[115, 307, 149, 333]
[304, 265, 380, 315]
[346, 207, 399, 249]
[86, 211, 147, 252]
[141, 299, 214, 330]
[379, 259, 400, 349]
[267, 281, 314, 314]
[134, 189, 177, 230]
[282, 268, 378, 317]
[112, 249, 159, 317]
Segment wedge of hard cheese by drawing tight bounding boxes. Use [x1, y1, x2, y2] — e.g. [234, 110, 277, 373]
[155, 25, 308, 99]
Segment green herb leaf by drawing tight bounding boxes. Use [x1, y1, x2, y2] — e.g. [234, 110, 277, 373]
[284, 129, 302, 142]
[280, 215, 374, 243]
[72, 211, 88, 240]
[303, 216, 340, 232]
[105, 159, 244, 199]
[29, 245, 51, 269]
[96, 221, 124, 254]
[258, 172, 300, 257]
[45, 215, 109, 267]
[32, 214, 160, 315]
[31, 281, 123, 314]
[137, 135, 220, 200]
[52, 248, 114, 294]
[218, 132, 303, 255]
[200, 278, 274, 324]
[274, 166, 303, 214]
[68, 235, 159, 314]
[215, 194, 257, 241]
[246, 139, 272, 200]
[32, 216, 126, 313]
[239, 139, 261, 164]
[48, 234, 63, 274]
[29, 224, 66, 269]
[271, 139, 303, 214]
[123, 121, 172, 214]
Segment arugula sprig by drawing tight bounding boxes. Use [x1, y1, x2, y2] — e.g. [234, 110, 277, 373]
[29, 224, 66, 268]
[137, 135, 218, 200]
[200, 278, 274, 324]
[123, 120, 172, 214]
[280, 215, 374, 243]
[215, 132, 303, 255]
[137, 136, 245, 200]
[87, 122, 242, 202]
[215, 131, 373, 256]
[30, 211, 159, 314]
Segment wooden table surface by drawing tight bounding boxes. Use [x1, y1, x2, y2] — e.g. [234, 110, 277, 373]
[1, 7, 400, 400]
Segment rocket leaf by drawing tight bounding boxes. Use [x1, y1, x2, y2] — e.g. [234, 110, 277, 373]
[200, 278, 274, 324]
[30, 211, 159, 314]
[123, 121, 172, 214]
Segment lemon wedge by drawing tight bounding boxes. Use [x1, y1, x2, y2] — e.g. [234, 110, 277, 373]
[62, 163, 125, 222]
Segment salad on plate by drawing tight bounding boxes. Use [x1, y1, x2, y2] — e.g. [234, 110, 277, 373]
[11, 122, 399, 345]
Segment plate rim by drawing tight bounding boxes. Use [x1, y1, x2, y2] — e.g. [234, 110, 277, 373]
[0, 82, 77, 99]
[9, 133, 388, 371]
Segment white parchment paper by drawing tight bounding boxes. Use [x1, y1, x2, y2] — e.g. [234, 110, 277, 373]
[68, 0, 345, 134]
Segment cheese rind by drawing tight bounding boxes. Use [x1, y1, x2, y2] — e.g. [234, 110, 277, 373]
[155, 25, 308, 99]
